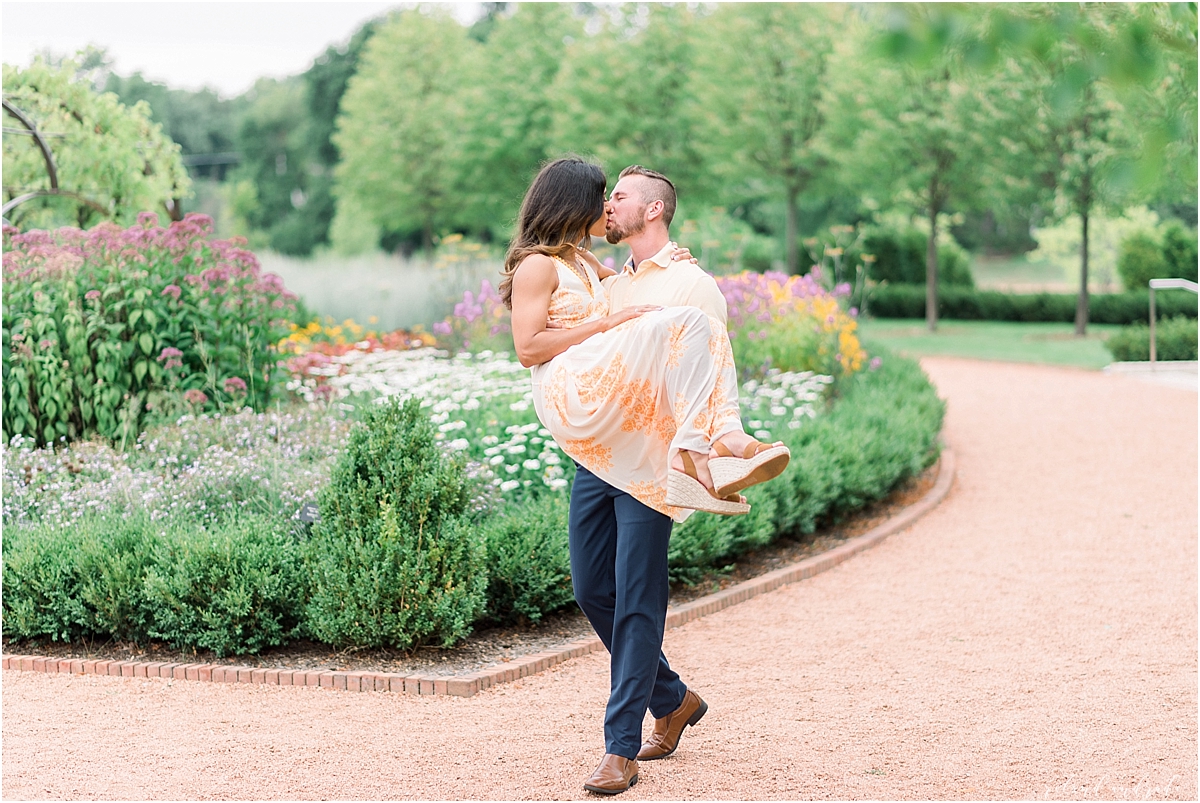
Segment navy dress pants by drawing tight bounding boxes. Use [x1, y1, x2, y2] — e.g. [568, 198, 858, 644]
[569, 464, 689, 759]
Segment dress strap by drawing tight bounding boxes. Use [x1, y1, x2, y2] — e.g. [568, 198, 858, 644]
[552, 255, 596, 298]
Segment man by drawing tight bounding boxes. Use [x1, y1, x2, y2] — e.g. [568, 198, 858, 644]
[603, 165, 727, 325]
[573, 165, 720, 796]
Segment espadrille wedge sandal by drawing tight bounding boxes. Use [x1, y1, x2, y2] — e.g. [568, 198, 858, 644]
[708, 439, 791, 498]
[665, 451, 750, 515]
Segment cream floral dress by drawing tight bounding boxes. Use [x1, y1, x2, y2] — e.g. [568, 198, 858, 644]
[530, 257, 742, 522]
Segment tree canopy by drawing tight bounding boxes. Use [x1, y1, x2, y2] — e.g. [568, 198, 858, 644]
[2, 58, 191, 229]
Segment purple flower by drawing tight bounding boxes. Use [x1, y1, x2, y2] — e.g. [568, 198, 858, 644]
[84, 290, 101, 301]
[869, 357, 883, 370]
[223, 377, 248, 395]
[184, 389, 208, 405]
[161, 284, 181, 300]
[433, 321, 452, 336]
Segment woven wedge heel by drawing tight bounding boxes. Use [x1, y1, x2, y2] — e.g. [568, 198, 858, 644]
[708, 440, 791, 498]
[665, 452, 750, 515]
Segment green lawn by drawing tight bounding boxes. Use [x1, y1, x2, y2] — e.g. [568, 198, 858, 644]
[859, 319, 1121, 370]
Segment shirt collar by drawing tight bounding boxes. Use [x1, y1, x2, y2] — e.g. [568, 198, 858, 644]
[623, 241, 676, 276]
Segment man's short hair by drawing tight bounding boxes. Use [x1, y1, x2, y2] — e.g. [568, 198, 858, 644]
[618, 165, 677, 228]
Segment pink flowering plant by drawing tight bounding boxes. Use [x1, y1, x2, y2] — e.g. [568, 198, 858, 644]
[432, 280, 513, 355]
[2, 212, 297, 446]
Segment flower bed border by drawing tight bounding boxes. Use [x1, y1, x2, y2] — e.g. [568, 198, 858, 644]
[3, 448, 955, 697]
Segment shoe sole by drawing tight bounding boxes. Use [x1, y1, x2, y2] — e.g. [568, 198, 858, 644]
[638, 699, 709, 761]
[709, 447, 790, 497]
[584, 774, 638, 795]
[666, 471, 750, 515]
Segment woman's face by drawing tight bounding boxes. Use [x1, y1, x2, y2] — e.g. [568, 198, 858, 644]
[587, 193, 609, 238]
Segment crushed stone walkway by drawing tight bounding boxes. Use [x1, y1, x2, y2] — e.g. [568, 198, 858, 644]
[3, 357, 1196, 800]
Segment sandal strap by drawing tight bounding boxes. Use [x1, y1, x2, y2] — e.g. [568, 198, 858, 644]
[712, 442, 735, 458]
[744, 441, 771, 459]
[713, 439, 775, 460]
[679, 450, 699, 481]
[679, 451, 741, 502]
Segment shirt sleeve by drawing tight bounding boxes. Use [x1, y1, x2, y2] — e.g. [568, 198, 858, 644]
[687, 273, 728, 327]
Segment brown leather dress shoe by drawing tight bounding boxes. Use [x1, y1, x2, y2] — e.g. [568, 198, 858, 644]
[637, 688, 708, 760]
[583, 754, 639, 795]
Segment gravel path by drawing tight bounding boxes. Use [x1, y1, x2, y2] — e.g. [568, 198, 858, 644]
[4, 357, 1195, 801]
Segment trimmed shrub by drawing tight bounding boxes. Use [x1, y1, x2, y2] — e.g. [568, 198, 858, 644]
[2, 214, 297, 447]
[303, 396, 487, 649]
[857, 225, 974, 288]
[1, 510, 156, 643]
[868, 284, 1198, 324]
[144, 517, 306, 657]
[1104, 316, 1199, 362]
[1117, 231, 1170, 291]
[478, 495, 574, 624]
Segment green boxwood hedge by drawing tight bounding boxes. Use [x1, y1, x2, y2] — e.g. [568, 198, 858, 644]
[1105, 316, 1199, 362]
[868, 284, 1198, 324]
[2, 351, 944, 653]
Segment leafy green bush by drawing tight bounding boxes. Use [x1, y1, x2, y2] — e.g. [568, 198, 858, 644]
[855, 224, 974, 288]
[2, 214, 297, 446]
[303, 396, 486, 649]
[1161, 221, 1198, 283]
[478, 495, 574, 624]
[1117, 231, 1170, 291]
[144, 517, 306, 656]
[868, 284, 1198, 323]
[1104, 316, 1199, 362]
[1, 510, 156, 643]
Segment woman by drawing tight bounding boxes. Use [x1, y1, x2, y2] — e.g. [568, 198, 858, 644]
[501, 158, 789, 519]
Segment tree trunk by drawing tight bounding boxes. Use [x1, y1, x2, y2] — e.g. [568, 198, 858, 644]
[1075, 209, 1089, 335]
[785, 186, 799, 275]
[926, 183, 940, 333]
[423, 220, 435, 264]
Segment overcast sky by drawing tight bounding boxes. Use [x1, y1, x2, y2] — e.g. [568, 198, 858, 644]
[2, 2, 485, 97]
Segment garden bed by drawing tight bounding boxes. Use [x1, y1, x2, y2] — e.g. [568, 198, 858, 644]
[3, 458, 938, 678]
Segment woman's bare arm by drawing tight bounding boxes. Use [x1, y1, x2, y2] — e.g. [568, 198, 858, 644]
[511, 254, 659, 368]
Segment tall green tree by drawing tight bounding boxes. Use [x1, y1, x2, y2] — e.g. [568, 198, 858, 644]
[882, 2, 1197, 334]
[334, 8, 477, 255]
[104, 72, 241, 177]
[2, 58, 191, 229]
[839, 9, 998, 331]
[550, 4, 709, 198]
[693, 3, 841, 274]
[227, 76, 314, 253]
[458, 4, 583, 239]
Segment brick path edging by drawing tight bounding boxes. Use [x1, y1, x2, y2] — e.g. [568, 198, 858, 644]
[4, 449, 955, 698]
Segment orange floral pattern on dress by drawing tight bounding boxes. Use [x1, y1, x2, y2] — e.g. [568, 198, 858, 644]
[576, 353, 628, 407]
[665, 323, 687, 369]
[543, 365, 569, 423]
[654, 409, 677, 445]
[617, 377, 658, 434]
[529, 261, 747, 524]
[627, 480, 684, 520]
[563, 437, 614, 473]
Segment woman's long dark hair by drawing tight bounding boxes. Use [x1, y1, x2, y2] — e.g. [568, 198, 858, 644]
[500, 157, 606, 309]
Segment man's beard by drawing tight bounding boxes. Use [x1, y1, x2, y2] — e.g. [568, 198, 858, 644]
[605, 214, 645, 245]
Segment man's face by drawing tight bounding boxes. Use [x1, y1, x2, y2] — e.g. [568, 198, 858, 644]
[605, 176, 647, 245]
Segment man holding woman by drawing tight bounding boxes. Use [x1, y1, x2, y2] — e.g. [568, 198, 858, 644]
[501, 158, 789, 795]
